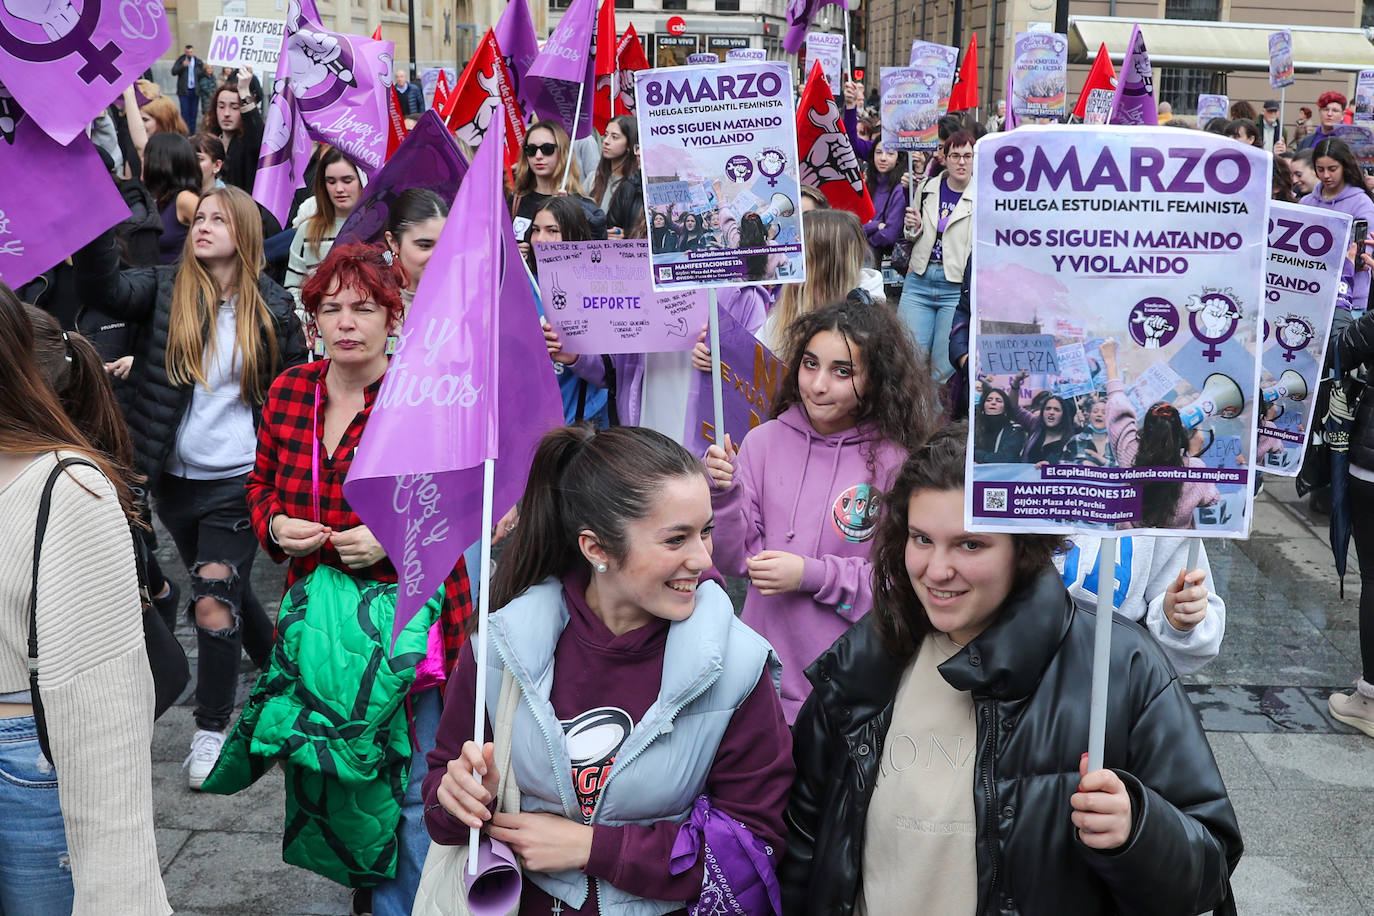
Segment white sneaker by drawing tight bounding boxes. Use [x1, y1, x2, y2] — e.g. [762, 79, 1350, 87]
[184, 729, 226, 790]
[1329, 684, 1374, 738]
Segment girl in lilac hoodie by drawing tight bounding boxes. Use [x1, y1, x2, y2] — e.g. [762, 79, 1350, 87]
[704, 301, 943, 722]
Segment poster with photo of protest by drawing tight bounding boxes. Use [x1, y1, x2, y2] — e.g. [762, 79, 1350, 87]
[636, 62, 806, 291]
[1197, 94, 1230, 124]
[967, 126, 1270, 538]
[806, 32, 843, 94]
[1256, 202, 1348, 476]
[1356, 71, 1374, 123]
[1268, 30, 1295, 89]
[880, 66, 941, 151]
[1010, 32, 1068, 122]
[907, 40, 959, 112]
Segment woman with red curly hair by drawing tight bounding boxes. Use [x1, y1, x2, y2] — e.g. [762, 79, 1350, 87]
[1300, 91, 1348, 149]
[244, 242, 474, 916]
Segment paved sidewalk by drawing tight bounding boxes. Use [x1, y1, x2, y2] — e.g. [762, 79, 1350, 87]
[148, 477, 1374, 914]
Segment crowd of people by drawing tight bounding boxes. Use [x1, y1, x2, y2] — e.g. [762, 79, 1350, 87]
[7, 44, 1374, 916]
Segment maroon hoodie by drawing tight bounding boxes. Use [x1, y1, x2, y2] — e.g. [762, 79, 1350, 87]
[423, 571, 794, 914]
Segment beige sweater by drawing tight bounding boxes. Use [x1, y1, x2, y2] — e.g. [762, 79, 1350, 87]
[0, 453, 170, 915]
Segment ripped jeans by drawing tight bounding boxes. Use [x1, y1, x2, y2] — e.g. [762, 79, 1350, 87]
[157, 474, 275, 732]
[0, 715, 73, 914]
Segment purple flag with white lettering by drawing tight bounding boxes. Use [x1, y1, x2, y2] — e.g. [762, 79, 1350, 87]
[283, 0, 395, 176]
[525, 0, 597, 138]
[0, 0, 170, 145]
[0, 82, 128, 287]
[682, 310, 785, 453]
[494, 0, 549, 122]
[1109, 24, 1157, 126]
[253, 48, 312, 226]
[335, 110, 469, 248]
[783, 0, 847, 56]
[344, 115, 563, 634]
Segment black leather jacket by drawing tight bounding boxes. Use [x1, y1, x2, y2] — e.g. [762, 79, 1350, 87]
[781, 569, 1242, 916]
[1336, 307, 1374, 473]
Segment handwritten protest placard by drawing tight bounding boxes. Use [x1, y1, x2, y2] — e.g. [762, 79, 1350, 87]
[208, 17, 286, 69]
[534, 240, 709, 354]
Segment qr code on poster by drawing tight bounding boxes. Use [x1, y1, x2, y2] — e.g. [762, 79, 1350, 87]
[983, 488, 1008, 512]
[657, 266, 675, 281]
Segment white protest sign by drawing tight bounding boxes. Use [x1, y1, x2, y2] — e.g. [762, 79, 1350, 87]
[208, 16, 286, 70]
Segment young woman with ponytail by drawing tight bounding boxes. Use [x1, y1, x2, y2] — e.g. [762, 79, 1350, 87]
[423, 424, 793, 916]
[72, 184, 307, 789]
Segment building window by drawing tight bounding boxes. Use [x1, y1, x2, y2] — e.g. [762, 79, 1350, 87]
[615, 0, 633, 7]
[1364, 0, 1374, 27]
[551, 0, 571, 8]
[1158, 67, 1214, 114]
[663, 0, 686, 8]
[1164, 0, 1218, 20]
[715, 0, 740, 8]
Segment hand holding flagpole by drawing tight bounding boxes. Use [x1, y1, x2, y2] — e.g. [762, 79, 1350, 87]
[1087, 536, 1116, 772]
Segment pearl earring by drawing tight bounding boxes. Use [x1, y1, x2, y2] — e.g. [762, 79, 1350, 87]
[594, 563, 607, 573]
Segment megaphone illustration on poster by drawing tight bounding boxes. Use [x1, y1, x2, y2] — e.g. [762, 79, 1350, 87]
[1177, 373, 1245, 430]
[463, 837, 522, 916]
[758, 192, 796, 225]
[1261, 369, 1308, 404]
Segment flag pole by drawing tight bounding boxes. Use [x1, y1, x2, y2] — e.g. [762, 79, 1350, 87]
[562, 76, 588, 192]
[708, 287, 726, 444]
[467, 456, 497, 869]
[1186, 537, 1201, 575]
[842, 7, 852, 86]
[1087, 535, 1116, 772]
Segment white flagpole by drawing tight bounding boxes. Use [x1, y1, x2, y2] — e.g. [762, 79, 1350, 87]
[467, 456, 497, 870]
[708, 288, 726, 443]
[1087, 536, 1116, 772]
[562, 75, 588, 192]
[1186, 537, 1201, 574]
[842, 9, 852, 86]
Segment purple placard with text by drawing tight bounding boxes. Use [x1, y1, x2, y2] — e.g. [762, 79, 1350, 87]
[806, 32, 843, 94]
[1196, 94, 1229, 124]
[881, 66, 940, 151]
[1010, 32, 1067, 121]
[907, 39, 958, 112]
[1268, 30, 1294, 89]
[534, 240, 709, 354]
[683, 309, 784, 451]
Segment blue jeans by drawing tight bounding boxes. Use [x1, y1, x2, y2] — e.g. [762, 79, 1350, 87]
[0, 716, 74, 915]
[898, 261, 962, 382]
[179, 92, 198, 133]
[372, 687, 442, 916]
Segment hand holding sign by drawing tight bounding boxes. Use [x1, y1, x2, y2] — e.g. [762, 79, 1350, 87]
[1164, 567, 1208, 632]
[542, 318, 577, 365]
[703, 434, 737, 488]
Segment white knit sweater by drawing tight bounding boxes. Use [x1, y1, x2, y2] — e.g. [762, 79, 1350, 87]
[0, 452, 170, 915]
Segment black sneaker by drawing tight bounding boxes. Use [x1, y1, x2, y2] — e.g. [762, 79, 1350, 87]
[350, 888, 373, 916]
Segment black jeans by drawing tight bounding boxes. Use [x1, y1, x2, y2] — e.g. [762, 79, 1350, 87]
[157, 474, 274, 731]
[1348, 473, 1374, 683]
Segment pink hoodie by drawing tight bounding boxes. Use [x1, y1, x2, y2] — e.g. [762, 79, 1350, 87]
[709, 403, 907, 722]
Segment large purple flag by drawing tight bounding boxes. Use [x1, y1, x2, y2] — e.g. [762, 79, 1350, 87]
[344, 115, 563, 632]
[1109, 24, 1157, 126]
[0, 82, 128, 287]
[0, 0, 169, 145]
[525, 0, 596, 138]
[254, 50, 312, 226]
[494, 0, 549, 122]
[682, 310, 784, 453]
[283, 0, 395, 176]
[783, 0, 847, 56]
[336, 110, 469, 247]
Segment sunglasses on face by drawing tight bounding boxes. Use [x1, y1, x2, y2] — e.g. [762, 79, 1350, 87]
[524, 142, 558, 157]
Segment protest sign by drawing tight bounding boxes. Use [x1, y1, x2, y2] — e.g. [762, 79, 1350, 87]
[880, 67, 940, 151]
[636, 61, 806, 291]
[0, 87, 129, 288]
[1010, 32, 1067, 122]
[687, 52, 719, 65]
[1257, 201, 1348, 476]
[421, 67, 457, 107]
[683, 310, 784, 450]
[208, 17, 285, 69]
[534, 240, 709, 354]
[907, 40, 959, 112]
[1356, 71, 1374, 123]
[1196, 94, 1229, 124]
[1083, 88, 1113, 126]
[967, 125, 1270, 538]
[1268, 29, 1295, 89]
[807, 32, 843, 94]
[1330, 124, 1374, 166]
[726, 48, 767, 62]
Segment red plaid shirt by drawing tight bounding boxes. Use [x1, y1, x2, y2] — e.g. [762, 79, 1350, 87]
[247, 360, 473, 673]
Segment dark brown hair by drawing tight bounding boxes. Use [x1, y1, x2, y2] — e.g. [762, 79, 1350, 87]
[869, 424, 1067, 662]
[490, 424, 708, 608]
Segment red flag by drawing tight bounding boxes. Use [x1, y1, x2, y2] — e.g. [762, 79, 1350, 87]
[797, 62, 873, 222]
[593, 0, 618, 133]
[615, 25, 650, 117]
[1073, 42, 1117, 120]
[948, 33, 979, 113]
[385, 83, 408, 160]
[445, 29, 526, 168]
[371, 24, 382, 40]
[433, 69, 452, 114]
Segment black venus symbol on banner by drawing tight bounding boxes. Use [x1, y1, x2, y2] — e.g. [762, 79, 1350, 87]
[0, 0, 123, 84]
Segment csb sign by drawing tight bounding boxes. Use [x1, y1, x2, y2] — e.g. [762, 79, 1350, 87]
[208, 16, 287, 70]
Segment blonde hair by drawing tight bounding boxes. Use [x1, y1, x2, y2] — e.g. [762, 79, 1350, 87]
[140, 95, 189, 135]
[166, 186, 281, 404]
[511, 119, 586, 198]
[773, 209, 868, 335]
[305, 147, 361, 255]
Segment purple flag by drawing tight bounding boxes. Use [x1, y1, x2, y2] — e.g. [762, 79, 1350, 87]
[0, 0, 170, 145]
[253, 48, 312, 226]
[1109, 24, 1157, 126]
[783, 0, 847, 56]
[682, 310, 785, 452]
[0, 82, 128, 287]
[336, 110, 469, 247]
[525, 0, 596, 138]
[494, 0, 548, 122]
[344, 115, 564, 633]
[282, 0, 395, 176]
[1004, 66, 1019, 129]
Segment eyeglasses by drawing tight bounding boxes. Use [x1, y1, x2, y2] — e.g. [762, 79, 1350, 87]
[946, 152, 973, 162]
[524, 142, 558, 158]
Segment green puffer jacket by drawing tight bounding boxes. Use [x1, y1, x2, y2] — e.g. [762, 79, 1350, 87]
[204, 565, 441, 887]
